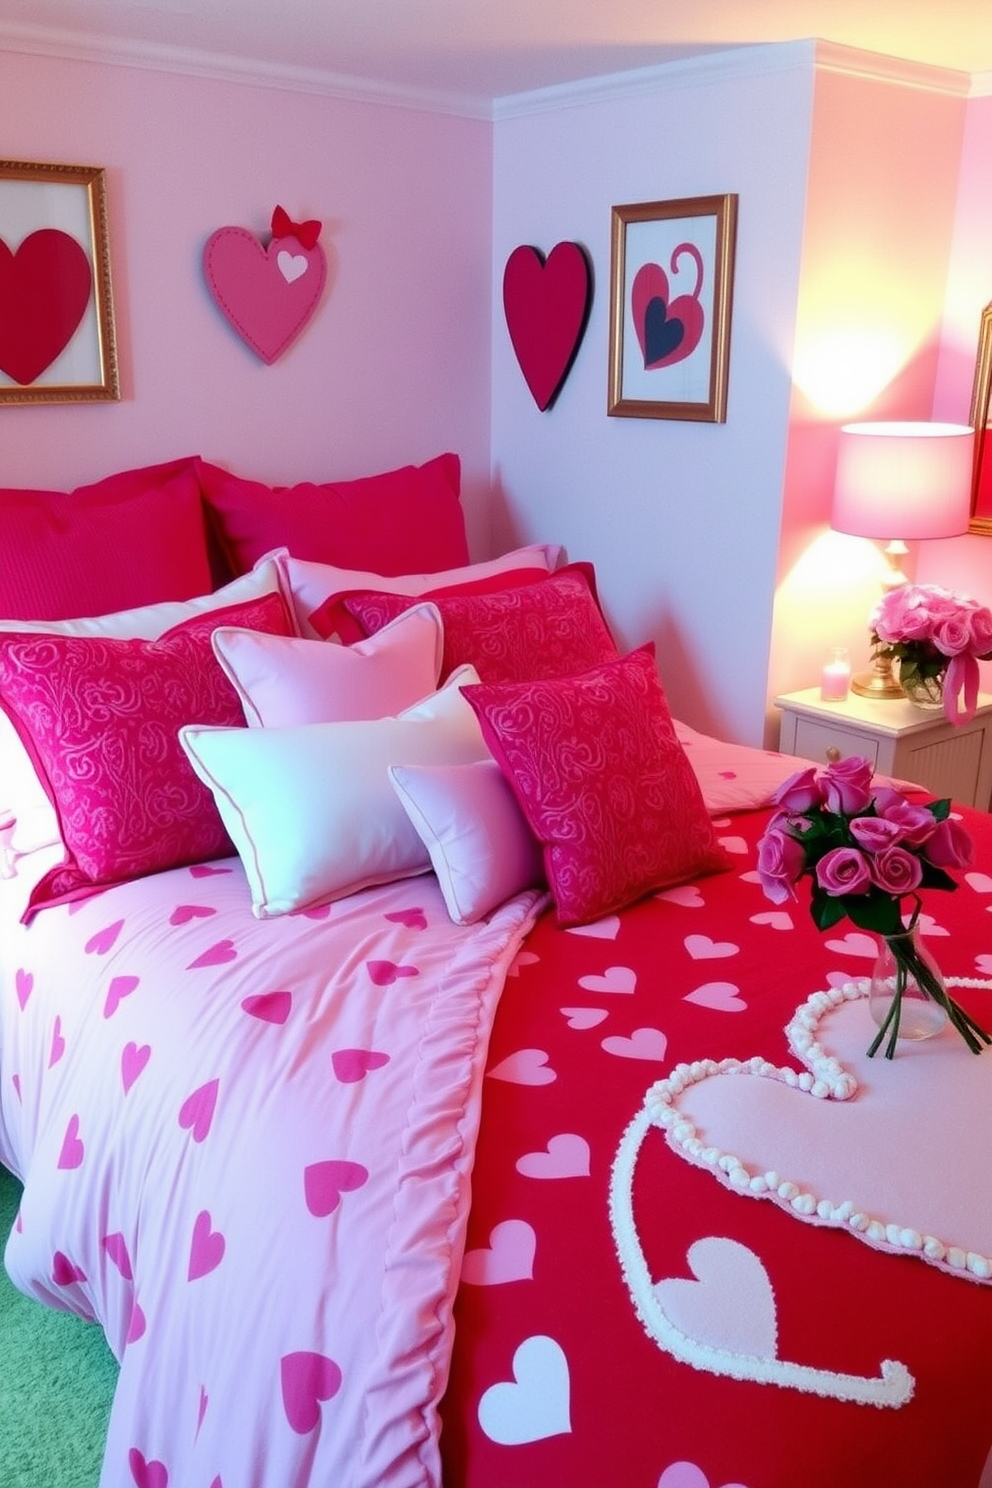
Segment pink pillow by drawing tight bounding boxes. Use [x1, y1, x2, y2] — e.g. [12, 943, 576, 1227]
[343, 564, 618, 683]
[388, 759, 545, 924]
[0, 458, 213, 622]
[211, 602, 444, 727]
[197, 453, 469, 576]
[0, 589, 295, 920]
[463, 647, 731, 927]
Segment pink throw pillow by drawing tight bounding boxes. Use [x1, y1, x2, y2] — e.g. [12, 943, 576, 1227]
[212, 602, 444, 727]
[388, 759, 545, 924]
[197, 453, 469, 576]
[463, 646, 731, 927]
[343, 564, 618, 683]
[0, 458, 213, 622]
[0, 589, 295, 920]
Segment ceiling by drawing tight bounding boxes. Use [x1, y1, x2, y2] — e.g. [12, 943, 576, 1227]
[3, 0, 992, 107]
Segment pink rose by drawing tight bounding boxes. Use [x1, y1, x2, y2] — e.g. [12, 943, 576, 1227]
[873, 587, 935, 644]
[871, 788, 937, 847]
[869, 845, 923, 895]
[923, 817, 974, 869]
[772, 766, 823, 813]
[821, 756, 873, 815]
[849, 816, 902, 852]
[815, 846, 872, 897]
[757, 823, 806, 905]
[967, 604, 992, 658]
[933, 614, 974, 657]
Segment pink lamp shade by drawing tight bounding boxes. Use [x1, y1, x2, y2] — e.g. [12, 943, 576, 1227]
[831, 421, 974, 540]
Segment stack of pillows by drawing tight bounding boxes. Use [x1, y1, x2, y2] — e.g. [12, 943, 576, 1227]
[0, 454, 729, 928]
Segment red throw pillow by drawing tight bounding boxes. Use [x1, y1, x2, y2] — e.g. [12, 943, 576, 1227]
[0, 458, 213, 622]
[196, 453, 469, 577]
[342, 564, 619, 682]
[309, 565, 551, 646]
[0, 589, 295, 920]
[463, 646, 731, 927]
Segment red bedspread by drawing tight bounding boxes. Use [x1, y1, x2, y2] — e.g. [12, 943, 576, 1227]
[443, 804, 992, 1488]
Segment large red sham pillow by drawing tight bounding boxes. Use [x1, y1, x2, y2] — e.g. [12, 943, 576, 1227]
[462, 646, 731, 927]
[342, 564, 619, 682]
[196, 453, 469, 577]
[0, 588, 295, 920]
[0, 458, 213, 622]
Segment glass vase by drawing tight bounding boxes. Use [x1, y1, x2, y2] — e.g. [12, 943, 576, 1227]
[898, 665, 946, 711]
[867, 926, 947, 1056]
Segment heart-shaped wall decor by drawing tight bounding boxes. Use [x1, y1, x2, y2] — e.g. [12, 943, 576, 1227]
[203, 207, 327, 365]
[0, 229, 92, 385]
[502, 241, 592, 411]
[631, 244, 705, 371]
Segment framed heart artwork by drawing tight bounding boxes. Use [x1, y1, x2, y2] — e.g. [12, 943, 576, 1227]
[607, 193, 738, 423]
[0, 160, 120, 404]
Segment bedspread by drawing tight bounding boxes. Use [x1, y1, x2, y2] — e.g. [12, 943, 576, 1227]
[442, 803, 992, 1488]
[0, 850, 543, 1488]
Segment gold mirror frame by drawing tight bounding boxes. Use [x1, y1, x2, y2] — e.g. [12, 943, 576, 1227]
[969, 300, 992, 535]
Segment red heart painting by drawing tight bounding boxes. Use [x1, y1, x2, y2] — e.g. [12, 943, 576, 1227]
[203, 226, 327, 364]
[0, 229, 93, 385]
[502, 242, 592, 411]
[630, 243, 705, 371]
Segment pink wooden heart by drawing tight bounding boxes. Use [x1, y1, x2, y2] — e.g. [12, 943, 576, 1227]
[0, 229, 92, 384]
[502, 242, 592, 411]
[203, 226, 327, 364]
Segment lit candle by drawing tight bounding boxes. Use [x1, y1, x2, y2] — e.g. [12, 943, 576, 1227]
[820, 648, 851, 702]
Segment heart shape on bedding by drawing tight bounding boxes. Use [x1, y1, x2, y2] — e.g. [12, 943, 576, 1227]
[645, 981, 992, 1280]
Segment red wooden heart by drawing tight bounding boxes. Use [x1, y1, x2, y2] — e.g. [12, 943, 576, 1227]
[203, 226, 327, 365]
[0, 229, 92, 385]
[502, 242, 592, 411]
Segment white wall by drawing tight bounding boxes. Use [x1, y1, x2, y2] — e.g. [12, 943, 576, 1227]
[490, 45, 814, 744]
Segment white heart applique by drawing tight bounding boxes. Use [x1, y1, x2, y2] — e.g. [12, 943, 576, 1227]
[653, 1236, 777, 1359]
[277, 249, 308, 283]
[478, 1334, 572, 1444]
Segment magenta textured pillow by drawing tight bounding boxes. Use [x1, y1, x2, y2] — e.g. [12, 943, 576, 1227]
[0, 458, 213, 622]
[196, 453, 469, 576]
[343, 564, 618, 683]
[0, 589, 295, 920]
[463, 646, 731, 927]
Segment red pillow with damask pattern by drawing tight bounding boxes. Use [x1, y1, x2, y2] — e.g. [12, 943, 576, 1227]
[343, 564, 618, 683]
[0, 589, 294, 921]
[462, 646, 731, 927]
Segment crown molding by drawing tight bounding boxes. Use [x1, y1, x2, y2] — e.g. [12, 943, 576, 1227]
[812, 39, 972, 96]
[969, 70, 992, 98]
[0, 21, 493, 119]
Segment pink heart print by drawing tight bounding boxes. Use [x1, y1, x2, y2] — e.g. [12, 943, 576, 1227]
[186, 939, 237, 969]
[127, 1448, 169, 1488]
[303, 1160, 369, 1217]
[601, 1027, 668, 1061]
[15, 968, 32, 1009]
[384, 907, 428, 930]
[104, 975, 140, 1018]
[684, 934, 739, 961]
[127, 1301, 147, 1344]
[657, 1462, 752, 1488]
[516, 1134, 590, 1179]
[188, 1209, 226, 1280]
[559, 1007, 608, 1030]
[52, 1249, 87, 1285]
[331, 1048, 390, 1083]
[169, 904, 217, 925]
[366, 959, 419, 986]
[683, 981, 747, 1013]
[58, 1113, 84, 1169]
[462, 1219, 537, 1285]
[121, 1042, 151, 1093]
[487, 1049, 556, 1085]
[178, 1078, 219, 1143]
[241, 991, 292, 1024]
[188, 863, 232, 878]
[102, 1231, 134, 1280]
[281, 1350, 343, 1434]
[577, 966, 636, 994]
[48, 1015, 66, 1067]
[85, 919, 124, 955]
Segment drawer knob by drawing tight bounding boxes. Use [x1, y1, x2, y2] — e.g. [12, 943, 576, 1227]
[825, 746, 842, 763]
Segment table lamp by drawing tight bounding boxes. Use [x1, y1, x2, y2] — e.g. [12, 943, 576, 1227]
[830, 421, 974, 698]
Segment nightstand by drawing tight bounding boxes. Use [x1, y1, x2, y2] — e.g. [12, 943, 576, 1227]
[775, 688, 992, 810]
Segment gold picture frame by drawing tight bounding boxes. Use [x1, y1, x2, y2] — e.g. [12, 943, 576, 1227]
[969, 300, 992, 535]
[0, 159, 120, 405]
[608, 193, 737, 423]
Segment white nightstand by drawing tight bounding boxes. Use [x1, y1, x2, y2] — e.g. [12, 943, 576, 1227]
[775, 688, 992, 810]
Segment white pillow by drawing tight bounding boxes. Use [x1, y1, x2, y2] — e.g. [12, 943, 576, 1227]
[0, 556, 287, 844]
[179, 666, 490, 918]
[271, 544, 565, 639]
[211, 602, 444, 727]
[388, 759, 545, 925]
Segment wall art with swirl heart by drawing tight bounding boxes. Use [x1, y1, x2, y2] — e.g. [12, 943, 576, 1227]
[607, 193, 738, 423]
[502, 241, 593, 411]
[0, 159, 120, 405]
[203, 205, 328, 365]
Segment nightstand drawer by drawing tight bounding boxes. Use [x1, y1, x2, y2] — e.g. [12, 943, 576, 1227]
[791, 717, 880, 771]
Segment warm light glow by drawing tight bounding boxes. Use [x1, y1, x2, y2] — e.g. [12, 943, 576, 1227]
[791, 330, 911, 418]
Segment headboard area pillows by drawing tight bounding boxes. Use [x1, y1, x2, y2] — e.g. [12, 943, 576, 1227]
[463, 646, 731, 927]
[0, 458, 213, 623]
[196, 453, 470, 578]
[0, 587, 295, 920]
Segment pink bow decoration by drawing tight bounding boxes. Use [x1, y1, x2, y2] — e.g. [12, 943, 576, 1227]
[944, 652, 980, 727]
[271, 206, 322, 250]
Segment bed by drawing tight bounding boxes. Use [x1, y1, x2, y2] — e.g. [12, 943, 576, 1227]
[2, 454, 992, 1488]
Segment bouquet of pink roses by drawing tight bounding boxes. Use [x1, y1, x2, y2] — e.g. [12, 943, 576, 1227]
[871, 582, 992, 725]
[757, 756, 991, 1058]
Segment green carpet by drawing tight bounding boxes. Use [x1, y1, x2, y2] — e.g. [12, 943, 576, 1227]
[0, 1163, 118, 1488]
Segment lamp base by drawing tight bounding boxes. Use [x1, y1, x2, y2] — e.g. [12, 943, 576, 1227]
[850, 667, 905, 700]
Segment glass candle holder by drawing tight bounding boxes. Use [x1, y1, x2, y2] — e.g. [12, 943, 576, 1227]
[820, 647, 851, 702]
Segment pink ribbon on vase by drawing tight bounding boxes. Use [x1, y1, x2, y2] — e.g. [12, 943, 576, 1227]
[943, 652, 980, 727]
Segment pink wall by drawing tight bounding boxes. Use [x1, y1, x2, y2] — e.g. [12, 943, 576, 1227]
[0, 49, 496, 555]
